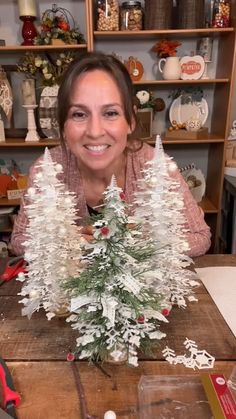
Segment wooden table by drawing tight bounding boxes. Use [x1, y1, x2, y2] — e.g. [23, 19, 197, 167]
[0, 255, 235, 418]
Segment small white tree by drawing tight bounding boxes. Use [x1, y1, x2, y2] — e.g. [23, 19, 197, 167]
[18, 148, 84, 320]
[131, 135, 199, 308]
[66, 177, 168, 367]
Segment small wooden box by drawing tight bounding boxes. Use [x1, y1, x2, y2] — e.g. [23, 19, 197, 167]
[7, 189, 25, 200]
[165, 127, 208, 140]
[51, 38, 66, 45]
[226, 140, 236, 160]
[129, 108, 153, 141]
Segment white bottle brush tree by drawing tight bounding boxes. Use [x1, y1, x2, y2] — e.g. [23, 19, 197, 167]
[131, 135, 199, 309]
[66, 177, 171, 367]
[18, 148, 84, 320]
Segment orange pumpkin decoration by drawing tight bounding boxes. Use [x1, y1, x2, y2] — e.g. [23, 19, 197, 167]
[0, 174, 12, 197]
[124, 56, 144, 82]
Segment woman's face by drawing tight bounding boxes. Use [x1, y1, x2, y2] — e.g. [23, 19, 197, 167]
[64, 69, 134, 173]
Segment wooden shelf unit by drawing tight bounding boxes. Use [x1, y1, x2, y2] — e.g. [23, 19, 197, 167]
[1, 0, 236, 251]
[89, 0, 236, 252]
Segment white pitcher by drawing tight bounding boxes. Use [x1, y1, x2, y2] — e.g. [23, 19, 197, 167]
[158, 56, 181, 80]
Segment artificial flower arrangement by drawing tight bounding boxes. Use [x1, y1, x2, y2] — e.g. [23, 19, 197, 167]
[34, 5, 85, 45]
[135, 90, 165, 113]
[170, 86, 204, 105]
[17, 52, 76, 87]
[152, 39, 182, 58]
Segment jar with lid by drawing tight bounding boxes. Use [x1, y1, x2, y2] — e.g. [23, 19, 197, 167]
[120, 1, 143, 31]
[96, 0, 119, 31]
[212, 0, 230, 27]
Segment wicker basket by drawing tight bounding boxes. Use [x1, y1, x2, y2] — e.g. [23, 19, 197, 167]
[177, 0, 205, 29]
[145, 0, 173, 29]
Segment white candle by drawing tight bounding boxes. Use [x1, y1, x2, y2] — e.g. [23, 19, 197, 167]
[18, 0, 37, 17]
[22, 79, 36, 105]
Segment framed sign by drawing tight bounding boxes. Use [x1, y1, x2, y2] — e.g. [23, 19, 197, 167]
[180, 55, 205, 80]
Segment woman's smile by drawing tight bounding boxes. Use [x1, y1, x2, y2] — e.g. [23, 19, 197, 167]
[84, 144, 110, 154]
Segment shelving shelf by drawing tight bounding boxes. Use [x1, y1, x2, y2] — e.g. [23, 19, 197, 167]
[148, 135, 225, 145]
[0, 227, 13, 233]
[0, 44, 87, 52]
[0, 139, 60, 147]
[134, 79, 230, 85]
[0, 190, 219, 214]
[0, 198, 20, 206]
[94, 28, 235, 38]
[199, 197, 218, 214]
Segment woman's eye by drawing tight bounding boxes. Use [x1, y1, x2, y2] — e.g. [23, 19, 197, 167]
[104, 110, 119, 119]
[71, 111, 87, 121]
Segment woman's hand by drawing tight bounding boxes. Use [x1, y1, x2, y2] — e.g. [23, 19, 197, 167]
[80, 225, 94, 242]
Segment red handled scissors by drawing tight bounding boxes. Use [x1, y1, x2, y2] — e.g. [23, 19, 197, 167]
[0, 357, 21, 418]
[0, 257, 27, 287]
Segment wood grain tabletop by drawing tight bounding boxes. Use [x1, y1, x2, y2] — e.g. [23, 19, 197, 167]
[0, 254, 235, 418]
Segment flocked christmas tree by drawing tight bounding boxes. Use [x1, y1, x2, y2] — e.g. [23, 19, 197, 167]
[131, 135, 199, 309]
[66, 135, 198, 366]
[18, 148, 84, 320]
[65, 176, 175, 367]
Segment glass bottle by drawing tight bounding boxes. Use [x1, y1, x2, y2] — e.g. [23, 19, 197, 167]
[120, 1, 143, 31]
[96, 0, 119, 31]
[212, 0, 230, 28]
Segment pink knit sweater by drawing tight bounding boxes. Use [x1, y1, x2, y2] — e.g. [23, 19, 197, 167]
[11, 143, 211, 257]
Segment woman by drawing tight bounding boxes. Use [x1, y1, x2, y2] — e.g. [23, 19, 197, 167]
[11, 52, 211, 256]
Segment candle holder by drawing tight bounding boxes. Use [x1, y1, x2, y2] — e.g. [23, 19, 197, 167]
[197, 37, 213, 80]
[201, 59, 212, 80]
[20, 15, 37, 45]
[23, 105, 40, 142]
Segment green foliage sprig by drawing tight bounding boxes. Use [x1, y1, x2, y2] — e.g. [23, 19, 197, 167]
[17, 51, 76, 87]
[170, 87, 204, 104]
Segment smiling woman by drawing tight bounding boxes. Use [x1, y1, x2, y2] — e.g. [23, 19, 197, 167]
[11, 52, 211, 258]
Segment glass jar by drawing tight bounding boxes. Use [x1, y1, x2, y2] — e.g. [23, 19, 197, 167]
[120, 1, 143, 31]
[212, 0, 230, 27]
[96, 0, 119, 31]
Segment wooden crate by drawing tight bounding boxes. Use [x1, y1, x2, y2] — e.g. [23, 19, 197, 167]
[164, 127, 208, 140]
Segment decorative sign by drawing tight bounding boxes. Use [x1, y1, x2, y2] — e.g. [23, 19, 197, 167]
[180, 55, 205, 80]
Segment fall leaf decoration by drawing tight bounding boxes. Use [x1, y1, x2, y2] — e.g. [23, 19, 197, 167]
[152, 40, 182, 58]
